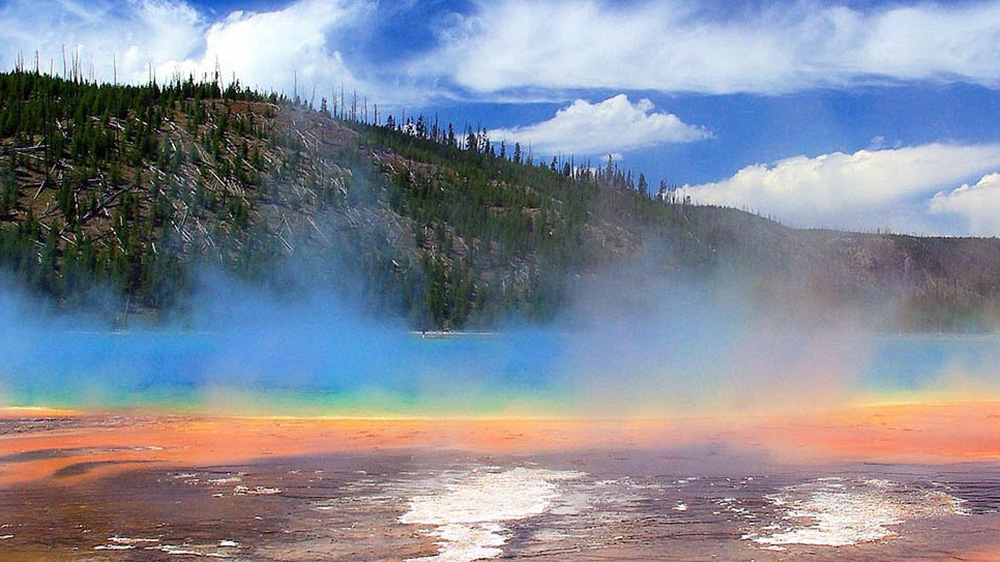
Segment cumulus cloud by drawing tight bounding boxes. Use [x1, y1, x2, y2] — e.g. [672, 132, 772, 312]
[676, 144, 1000, 232]
[488, 94, 709, 156]
[0, 0, 423, 104]
[423, 0, 1000, 95]
[0, 0, 205, 82]
[156, 0, 371, 97]
[8, 1, 1000, 104]
[930, 173, 1000, 236]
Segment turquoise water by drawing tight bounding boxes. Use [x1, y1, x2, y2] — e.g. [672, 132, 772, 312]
[0, 328, 567, 413]
[1, 329, 997, 413]
[863, 334, 1000, 393]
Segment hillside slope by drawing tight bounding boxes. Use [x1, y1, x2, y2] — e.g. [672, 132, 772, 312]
[1, 71, 999, 331]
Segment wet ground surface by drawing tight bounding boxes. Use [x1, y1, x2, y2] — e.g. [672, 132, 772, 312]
[1, 441, 999, 561]
[0, 415, 168, 436]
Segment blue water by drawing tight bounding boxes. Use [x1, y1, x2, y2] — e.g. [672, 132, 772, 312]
[0, 329, 997, 413]
[863, 334, 1000, 393]
[0, 328, 568, 412]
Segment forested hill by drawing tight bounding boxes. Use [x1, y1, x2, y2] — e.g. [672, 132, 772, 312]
[1, 70, 999, 331]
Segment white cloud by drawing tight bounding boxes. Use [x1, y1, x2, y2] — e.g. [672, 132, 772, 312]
[423, 0, 1000, 95]
[0, 0, 204, 82]
[488, 94, 709, 156]
[8, 1, 1000, 104]
[930, 173, 1000, 236]
[156, 0, 371, 97]
[0, 0, 422, 104]
[676, 144, 1000, 232]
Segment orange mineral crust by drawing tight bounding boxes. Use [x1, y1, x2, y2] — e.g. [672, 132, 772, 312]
[1, 400, 998, 487]
[746, 400, 1000, 463]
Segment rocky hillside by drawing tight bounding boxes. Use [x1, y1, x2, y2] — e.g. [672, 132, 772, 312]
[1, 70, 999, 331]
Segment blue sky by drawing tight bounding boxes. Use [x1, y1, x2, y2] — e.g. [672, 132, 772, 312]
[3, 0, 1000, 235]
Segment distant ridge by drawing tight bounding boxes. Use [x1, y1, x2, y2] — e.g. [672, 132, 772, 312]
[1, 70, 999, 331]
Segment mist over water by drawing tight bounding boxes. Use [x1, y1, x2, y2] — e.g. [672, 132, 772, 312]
[1, 261, 999, 416]
[0, 269, 569, 415]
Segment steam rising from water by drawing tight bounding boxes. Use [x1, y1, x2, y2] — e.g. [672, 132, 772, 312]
[1, 262, 999, 416]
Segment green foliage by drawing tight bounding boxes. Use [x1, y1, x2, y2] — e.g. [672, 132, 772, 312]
[0, 70, 273, 314]
[0, 68, 770, 327]
[0, 168, 17, 216]
[1, 69, 992, 331]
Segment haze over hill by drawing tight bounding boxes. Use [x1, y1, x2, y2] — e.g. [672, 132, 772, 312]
[4, 5, 1000, 562]
[1, 70, 999, 331]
